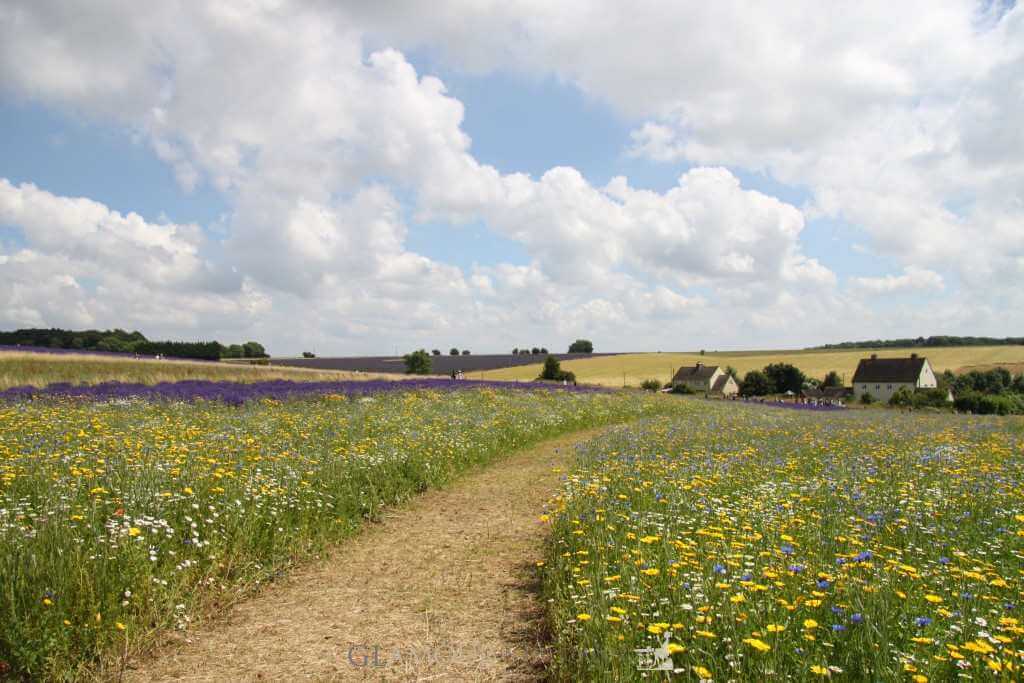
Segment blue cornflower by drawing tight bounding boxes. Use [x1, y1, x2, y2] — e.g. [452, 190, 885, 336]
[915, 616, 932, 628]
[850, 613, 864, 625]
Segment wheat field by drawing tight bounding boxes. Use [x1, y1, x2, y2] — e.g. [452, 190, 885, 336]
[478, 345, 1024, 387]
[0, 351, 394, 391]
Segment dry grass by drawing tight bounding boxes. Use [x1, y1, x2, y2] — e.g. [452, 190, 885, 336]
[0, 351, 395, 390]
[118, 428, 604, 682]
[479, 346, 1024, 387]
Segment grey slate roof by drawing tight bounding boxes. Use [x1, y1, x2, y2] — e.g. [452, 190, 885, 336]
[851, 356, 927, 384]
[672, 364, 719, 384]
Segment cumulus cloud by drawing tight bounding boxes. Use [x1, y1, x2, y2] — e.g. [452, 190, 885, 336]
[0, 1, 1017, 351]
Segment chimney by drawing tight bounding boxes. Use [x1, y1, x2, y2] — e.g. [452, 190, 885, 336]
[695, 361, 703, 369]
[870, 353, 878, 359]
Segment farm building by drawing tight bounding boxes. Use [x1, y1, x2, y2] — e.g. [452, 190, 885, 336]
[671, 363, 739, 397]
[851, 353, 937, 402]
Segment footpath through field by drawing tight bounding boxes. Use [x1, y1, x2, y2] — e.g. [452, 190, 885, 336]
[123, 427, 606, 682]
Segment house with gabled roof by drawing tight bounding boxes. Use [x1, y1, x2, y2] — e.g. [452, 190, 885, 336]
[671, 362, 738, 397]
[851, 353, 937, 402]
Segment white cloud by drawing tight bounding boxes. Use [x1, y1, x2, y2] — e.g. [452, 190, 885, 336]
[849, 266, 945, 294]
[0, 1, 1019, 352]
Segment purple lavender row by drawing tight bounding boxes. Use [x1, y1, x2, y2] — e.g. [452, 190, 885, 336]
[0, 378, 609, 405]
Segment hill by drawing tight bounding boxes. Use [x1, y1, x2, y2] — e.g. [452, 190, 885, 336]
[477, 345, 1024, 387]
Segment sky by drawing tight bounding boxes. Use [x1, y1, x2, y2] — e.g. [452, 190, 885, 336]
[0, 1, 1021, 355]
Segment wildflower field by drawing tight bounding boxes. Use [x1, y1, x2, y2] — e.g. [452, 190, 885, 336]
[0, 384, 668, 679]
[543, 404, 1024, 680]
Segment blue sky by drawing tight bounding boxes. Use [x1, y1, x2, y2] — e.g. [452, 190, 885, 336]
[0, 2, 1019, 354]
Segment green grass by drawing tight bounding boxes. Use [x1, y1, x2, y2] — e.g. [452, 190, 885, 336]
[0, 350, 389, 391]
[480, 346, 1024, 387]
[541, 403, 1024, 680]
[0, 387, 675, 680]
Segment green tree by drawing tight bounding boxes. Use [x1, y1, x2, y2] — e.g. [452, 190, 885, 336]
[740, 370, 773, 396]
[568, 339, 594, 353]
[822, 370, 842, 388]
[641, 379, 662, 392]
[403, 349, 432, 375]
[461, 349, 470, 355]
[302, 351, 316, 358]
[540, 355, 562, 380]
[763, 363, 806, 394]
[449, 347, 459, 356]
[242, 341, 267, 358]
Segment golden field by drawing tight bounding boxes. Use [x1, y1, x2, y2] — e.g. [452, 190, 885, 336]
[0, 351, 395, 391]
[478, 345, 1024, 387]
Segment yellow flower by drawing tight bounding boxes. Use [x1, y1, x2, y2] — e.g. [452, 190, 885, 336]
[128, 527, 141, 537]
[641, 567, 660, 576]
[911, 676, 928, 683]
[667, 643, 685, 654]
[810, 664, 830, 676]
[924, 594, 943, 603]
[576, 613, 591, 621]
[803, 619, 819, 629]
[766, 624, 785, 633]
[693, 665, 713, 679]
[115, 622, 126, 631]
[42, 598, 53, 606]
[695, 630, 717, 639]
[743, 637, 771, 652]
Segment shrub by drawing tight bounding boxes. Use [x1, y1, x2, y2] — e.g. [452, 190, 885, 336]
[539, 355, 575, 383]
[670, 383, 694, 395]
[860, 392, 876, 405]
[449, 348, 459, 356]
[640, 379, 662, 392]
[301, 351, 316, 358]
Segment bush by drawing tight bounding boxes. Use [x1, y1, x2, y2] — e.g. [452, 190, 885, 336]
[954, 391, 1024, 415]
[449, 348, 459, 356]
[568, 339, 594, 353]
[301, 351, 316, 358]
[860, 392, 876, 405]
[670, 383, 694, 395]
[404, 349, 432, 375]
[640, 379, 662, 392]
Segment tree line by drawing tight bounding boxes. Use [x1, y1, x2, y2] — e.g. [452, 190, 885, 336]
[0, 328, 267, 361]
[813, 335, 1024, 349]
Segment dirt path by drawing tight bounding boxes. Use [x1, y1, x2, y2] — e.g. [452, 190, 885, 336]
[123, 428, 606, 682]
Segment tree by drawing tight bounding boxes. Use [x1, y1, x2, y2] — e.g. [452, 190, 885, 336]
[403, 349, 432, 375]
[540, 347, 548, 354]
[740, 370, 773, 396]
[222, 344, 244, 358]
[431, 349, 441, 356]
[538, 354, 575, 382]
[763, 363, 806, 394]
[568, 339, 594, 353]
[822, 370, 842, 388]
[449, 348, 459, 356]
[511, 348, 519, 355]
[531, 347, 541, 354]
[724, 365, 739, 380]
[461, 349, 470, 355]
[242, 341, 267, 358]
[302, 351, 316, 358]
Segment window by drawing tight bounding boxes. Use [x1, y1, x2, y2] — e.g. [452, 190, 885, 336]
[887, 385, 892, 390]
